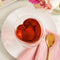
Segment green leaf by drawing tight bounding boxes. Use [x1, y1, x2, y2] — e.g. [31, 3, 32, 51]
[59, 4, 60, 7]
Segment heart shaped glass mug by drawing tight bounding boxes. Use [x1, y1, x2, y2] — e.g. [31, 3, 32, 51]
[14, 15, 44, 48]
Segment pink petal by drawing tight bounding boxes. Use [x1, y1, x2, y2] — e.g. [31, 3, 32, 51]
[29, 0, 40, 4]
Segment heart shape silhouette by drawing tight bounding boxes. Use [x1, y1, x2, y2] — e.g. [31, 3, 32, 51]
[16, 18, 41, 43]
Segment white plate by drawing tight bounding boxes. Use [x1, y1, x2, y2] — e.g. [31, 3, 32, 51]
[1, 7, 57, 59]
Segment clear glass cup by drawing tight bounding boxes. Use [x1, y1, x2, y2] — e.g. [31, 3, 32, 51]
[15, 15, 44, 48]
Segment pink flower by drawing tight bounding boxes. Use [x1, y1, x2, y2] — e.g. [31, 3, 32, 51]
[29, 0, 40, 4]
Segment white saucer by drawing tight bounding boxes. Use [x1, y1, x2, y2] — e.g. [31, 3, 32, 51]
[1, 7, 57, 59]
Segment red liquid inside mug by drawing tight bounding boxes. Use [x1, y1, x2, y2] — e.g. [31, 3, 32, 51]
[16, 18, 41, 43]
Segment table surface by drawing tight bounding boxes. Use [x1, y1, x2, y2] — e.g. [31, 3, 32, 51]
[0, 1, 60, 60]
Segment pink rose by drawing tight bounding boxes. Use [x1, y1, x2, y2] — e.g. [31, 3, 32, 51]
[29, 0, 40, 4]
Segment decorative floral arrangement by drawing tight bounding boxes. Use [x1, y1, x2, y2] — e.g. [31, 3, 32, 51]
[29, 0, 60, 10]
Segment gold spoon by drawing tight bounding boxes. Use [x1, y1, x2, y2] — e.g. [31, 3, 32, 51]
[46, 33, 55, 60]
